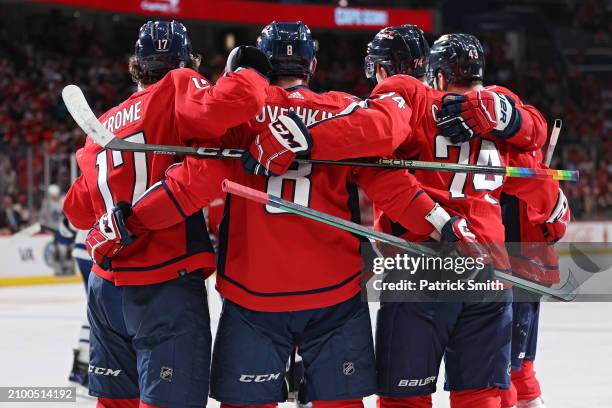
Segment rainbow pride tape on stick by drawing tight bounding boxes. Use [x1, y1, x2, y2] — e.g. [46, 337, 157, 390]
[505, 167, 578, 182]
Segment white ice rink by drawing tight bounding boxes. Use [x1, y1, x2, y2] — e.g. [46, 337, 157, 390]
[1, 282, 611, 408]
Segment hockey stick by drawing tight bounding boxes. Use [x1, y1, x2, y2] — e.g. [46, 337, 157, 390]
[544, 119, 562, 167]
[61, 85, 578, 182]
[12, 223, 58, 239]
[222, 179, 578, 301]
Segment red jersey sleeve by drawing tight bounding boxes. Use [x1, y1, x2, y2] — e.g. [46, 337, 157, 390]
[502, 150, 560, 224]
[352, 167, 436, 236]
[308, 75, 428, 160]
[486, 85, 548, 151]
[128, 157, 235, 232]
[171, 68, 268, 143]
[63, 174, 96, 230]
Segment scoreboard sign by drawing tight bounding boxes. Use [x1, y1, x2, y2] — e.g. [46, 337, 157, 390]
[27, 0, 434, 32]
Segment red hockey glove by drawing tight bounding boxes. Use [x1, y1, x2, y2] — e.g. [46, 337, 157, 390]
[543, 188, 570, 244]
[425, 204, 491, 269]
[86, 202, 136, 270]
[438, 90, 522, 143]
[242, 111, 313, 177]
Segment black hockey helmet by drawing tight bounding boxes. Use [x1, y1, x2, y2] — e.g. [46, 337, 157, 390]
[135, 20, 192, 77]
[256, 21, 316, 78]
[364, 24, 429, 82]
[428, 33, 485, 90]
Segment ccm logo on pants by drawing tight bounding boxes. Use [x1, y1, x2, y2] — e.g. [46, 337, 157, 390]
[89, 365, 121, 377]
[239, 373, 281, 383]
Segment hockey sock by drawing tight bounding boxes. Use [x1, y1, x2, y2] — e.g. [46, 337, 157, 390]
[312, 399, 364, 408]
[96, 398, 139, 408]
[450, 387, 501, 408]
[220, 404, 277, 408]
[500, 382, 518, 408]
[512, 360, 542, 401]
[377, 395, 432, 408]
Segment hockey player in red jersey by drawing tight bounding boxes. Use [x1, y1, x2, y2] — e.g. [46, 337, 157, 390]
[245, 26, 566, 408]
[429, 34, 571, 408]
[98, 21, 485, 408]
[63, 20, 271, 408]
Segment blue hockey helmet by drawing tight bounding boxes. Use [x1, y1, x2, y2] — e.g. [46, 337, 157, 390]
[256, 21, 316, 78]
[135, 20, 192, 77]
[364, 24, 429, 82]
[428, 33, 485, 90]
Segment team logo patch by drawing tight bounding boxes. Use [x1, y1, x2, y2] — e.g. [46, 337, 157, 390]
[343, 362, 355, 376]
[160, 366, 173, 382]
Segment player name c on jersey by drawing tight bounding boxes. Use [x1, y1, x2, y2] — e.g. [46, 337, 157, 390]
[255, 104, 336, 126]
[103, 100, 143, 133]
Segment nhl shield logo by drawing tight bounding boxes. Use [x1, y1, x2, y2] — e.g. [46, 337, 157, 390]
[343, 362, 355, 376]
[160, 366, 173, 382]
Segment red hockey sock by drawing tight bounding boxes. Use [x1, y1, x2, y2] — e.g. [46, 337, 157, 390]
[377, 395, 432, 408]
[96, 398, 139, 408]
[450, 387, 501, 408]
[512, 360, 542, 401]
[500, 382, 518, 408]
[220, 404, 277, 408]
[312, 399, 364, 408]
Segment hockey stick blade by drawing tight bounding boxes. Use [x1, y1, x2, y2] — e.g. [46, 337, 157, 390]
[62, 85, 115, 148]
[544, 119, 562, 166]
[12, 223, 42, 239]
[222, 180, 577, 301]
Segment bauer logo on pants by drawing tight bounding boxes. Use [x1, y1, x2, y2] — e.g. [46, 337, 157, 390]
[343, 362, 355, 376]
[160, 366, 173, 382]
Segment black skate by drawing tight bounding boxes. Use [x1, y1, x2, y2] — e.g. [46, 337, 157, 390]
[68, 349, 88, 387]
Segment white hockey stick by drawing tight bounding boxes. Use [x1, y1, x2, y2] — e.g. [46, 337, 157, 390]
[544, 119, 562, 166]
[12, 223, 42, 239]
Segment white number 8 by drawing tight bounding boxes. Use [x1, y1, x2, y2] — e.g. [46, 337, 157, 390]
[265, 163, 312, 214]
[287, 45, 293, 56]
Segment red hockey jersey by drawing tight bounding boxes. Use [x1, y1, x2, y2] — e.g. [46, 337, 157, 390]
[126, 85, 439, 311]
[63, 67, 268, 285]
[305, 75, 559, 269]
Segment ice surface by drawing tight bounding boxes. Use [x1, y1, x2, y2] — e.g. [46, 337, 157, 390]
[1, 282, 610, 407]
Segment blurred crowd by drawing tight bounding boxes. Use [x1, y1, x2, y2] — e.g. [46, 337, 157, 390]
[0, 2, 610, 235]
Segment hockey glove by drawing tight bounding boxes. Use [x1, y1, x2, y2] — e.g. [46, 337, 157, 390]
[86, 201, 136, 270]
[425, 204, 491, 270]
[543, 188, 570, 244]
[438, 90, 522, 143]
[226, 45, 272, 78]
[242, 111, 313, 177]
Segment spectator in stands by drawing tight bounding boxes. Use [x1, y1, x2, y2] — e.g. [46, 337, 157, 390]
[0, 195, 23, 234]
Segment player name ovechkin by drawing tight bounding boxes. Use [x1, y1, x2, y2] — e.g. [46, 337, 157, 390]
[373, 279, 505, 292]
